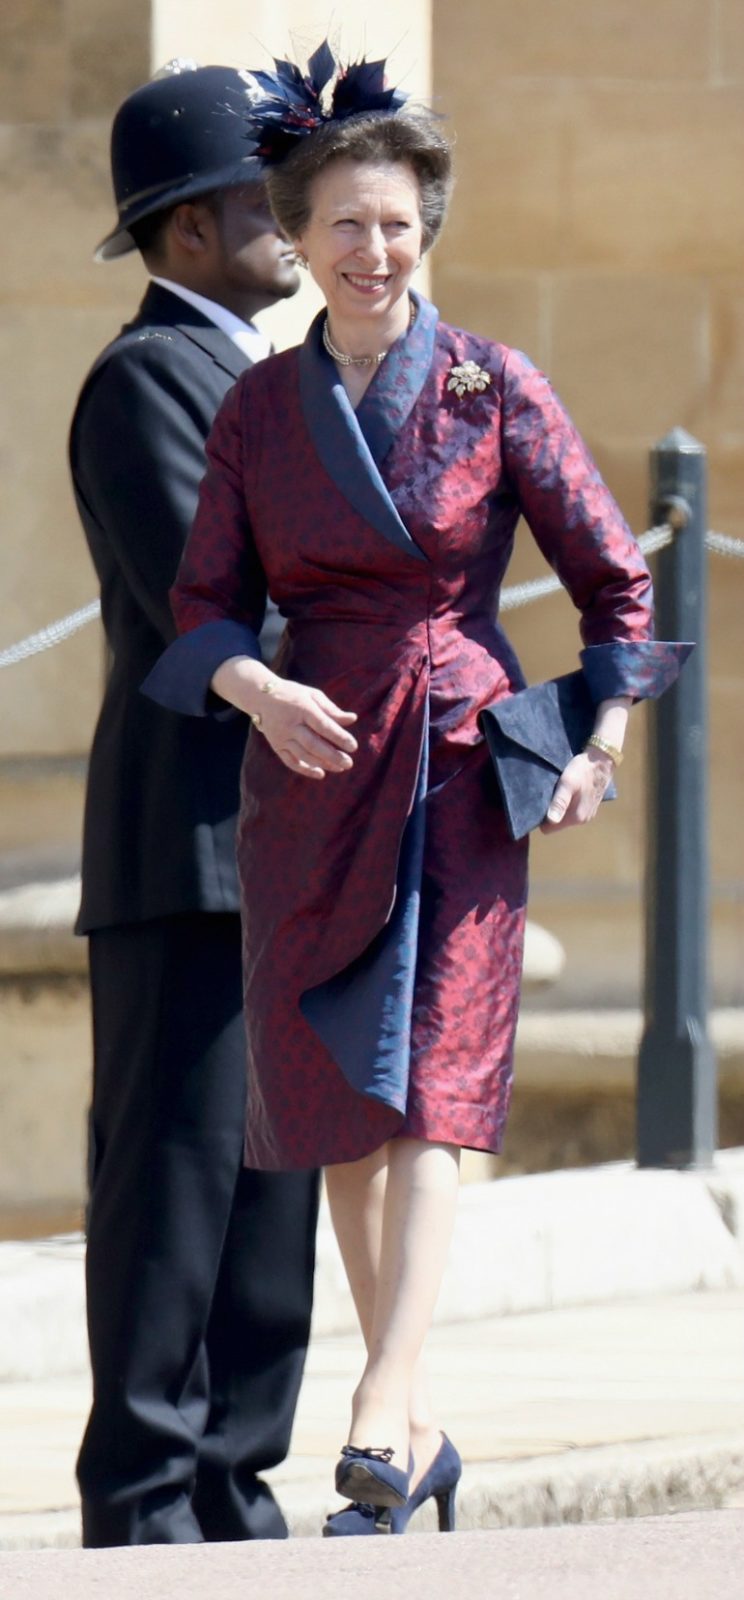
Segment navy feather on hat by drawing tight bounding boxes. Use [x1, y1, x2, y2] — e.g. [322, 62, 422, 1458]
[239, 42, 409, 164]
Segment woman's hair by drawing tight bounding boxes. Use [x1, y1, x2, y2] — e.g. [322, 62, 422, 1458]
[266, 108, 454, 252]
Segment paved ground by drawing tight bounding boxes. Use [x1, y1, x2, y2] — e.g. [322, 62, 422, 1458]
[1, 1512, 744, 1600]
[2, 1289, 743, 1548]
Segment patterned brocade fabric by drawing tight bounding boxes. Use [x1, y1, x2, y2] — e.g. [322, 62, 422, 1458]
[142, 298, 690, 1170]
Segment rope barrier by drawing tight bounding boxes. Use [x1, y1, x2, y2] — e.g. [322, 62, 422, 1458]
[705, 530, 744, 560]
[1, 525, 743, 669]
[0, 600, 101, 670]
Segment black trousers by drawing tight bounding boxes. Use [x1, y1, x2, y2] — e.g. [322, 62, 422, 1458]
[78, 913, 319, 1547]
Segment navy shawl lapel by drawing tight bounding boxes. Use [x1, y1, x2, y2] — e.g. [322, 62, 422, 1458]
[298, 303, 435, 565]
[355, 292, 438, 467]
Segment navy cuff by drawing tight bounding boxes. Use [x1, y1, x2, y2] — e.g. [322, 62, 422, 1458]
[580, 641, 694, 704]
[141, 619, 262, 717]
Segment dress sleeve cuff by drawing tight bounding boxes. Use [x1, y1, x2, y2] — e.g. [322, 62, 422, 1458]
[141, 619, 262, 717]
[580, 641, 695, 703]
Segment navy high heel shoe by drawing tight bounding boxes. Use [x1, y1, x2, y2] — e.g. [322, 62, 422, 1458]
[324, 1435, 461, 1536]
[334, 1445, 410, 1509]
[323, 1500, 384, 1538]
[389, 1433, 461, 1533]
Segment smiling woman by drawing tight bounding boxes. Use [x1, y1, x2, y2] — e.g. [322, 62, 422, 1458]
[143, 42, 689, 1543]
[296, 161, 420, 357]
[265, 103, 452, 398]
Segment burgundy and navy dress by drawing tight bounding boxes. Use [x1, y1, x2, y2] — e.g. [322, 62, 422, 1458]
[145, 294, 686, 1171]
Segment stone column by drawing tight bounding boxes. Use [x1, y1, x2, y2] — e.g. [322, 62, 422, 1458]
[152, 1, 433, 348]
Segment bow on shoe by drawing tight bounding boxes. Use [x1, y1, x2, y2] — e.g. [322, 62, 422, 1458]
[339, 1445, 394, 1463]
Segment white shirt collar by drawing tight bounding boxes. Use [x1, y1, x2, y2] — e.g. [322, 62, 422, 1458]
[150, 276, 272, 363]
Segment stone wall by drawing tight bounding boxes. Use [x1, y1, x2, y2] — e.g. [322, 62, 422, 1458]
[0, 1, 741, 1005]
[432, 0, 744, 1003]
[1, 1, 149, 762]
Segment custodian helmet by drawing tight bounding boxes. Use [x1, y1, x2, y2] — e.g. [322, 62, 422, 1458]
[95, 61, 264, 262]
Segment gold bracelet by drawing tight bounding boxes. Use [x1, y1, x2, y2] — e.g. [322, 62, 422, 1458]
[250, 678, 276, 728]
[585, 733, 624, 766]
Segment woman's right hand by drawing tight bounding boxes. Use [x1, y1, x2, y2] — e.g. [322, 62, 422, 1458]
[211, 657, 358, 780]
[251, 677, 359, 779]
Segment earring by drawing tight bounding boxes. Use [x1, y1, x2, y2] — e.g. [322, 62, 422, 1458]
[295, 251, 308, 269]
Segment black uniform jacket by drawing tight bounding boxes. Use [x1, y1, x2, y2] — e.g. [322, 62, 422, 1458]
[70, 282, 279, 933]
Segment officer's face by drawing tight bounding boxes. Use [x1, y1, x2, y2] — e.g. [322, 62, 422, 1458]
[213, 184, 300, 304]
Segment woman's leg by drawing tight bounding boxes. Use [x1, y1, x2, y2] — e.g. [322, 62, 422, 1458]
[324, 1137, 460, 1476]
[325, 1143, 387, 1347]
[326, 1144, 439, 1485]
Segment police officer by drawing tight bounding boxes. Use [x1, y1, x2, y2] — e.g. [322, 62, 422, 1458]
[69, 63, 319, 1547]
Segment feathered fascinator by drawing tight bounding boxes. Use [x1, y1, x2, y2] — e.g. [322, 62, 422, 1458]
[238, 40, 409, 164]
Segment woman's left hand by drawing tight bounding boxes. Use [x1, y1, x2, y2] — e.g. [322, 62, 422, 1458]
[539, 748, 616, 833]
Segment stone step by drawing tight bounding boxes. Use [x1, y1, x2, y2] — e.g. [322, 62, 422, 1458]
[515, 1006, 744, 1090]
[2, 1289, 744, 1554]
[2, 1157, 743, 1382]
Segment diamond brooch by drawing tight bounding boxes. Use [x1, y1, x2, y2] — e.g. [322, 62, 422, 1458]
[446, 361, 492, 399]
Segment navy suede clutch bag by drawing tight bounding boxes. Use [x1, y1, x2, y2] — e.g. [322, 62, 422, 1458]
[479, 671, 616, 841]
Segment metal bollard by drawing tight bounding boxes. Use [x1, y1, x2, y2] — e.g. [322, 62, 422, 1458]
[636, 429, 716, 1168]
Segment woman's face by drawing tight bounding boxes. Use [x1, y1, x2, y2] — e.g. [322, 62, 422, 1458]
[294, 158, 423, 326]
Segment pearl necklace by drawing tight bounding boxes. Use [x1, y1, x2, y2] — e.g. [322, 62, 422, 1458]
[322, 298, 415, 368]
